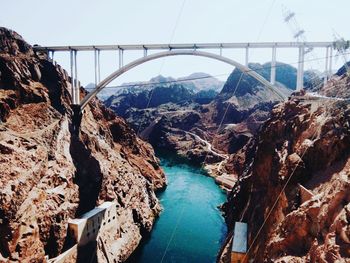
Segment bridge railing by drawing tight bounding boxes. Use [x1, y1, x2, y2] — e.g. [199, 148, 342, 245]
[32, 41, 341, 106]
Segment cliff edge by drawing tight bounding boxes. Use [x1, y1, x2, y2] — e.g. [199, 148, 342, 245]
[0, 27, 166, 262]
[219, 73, 350, 262]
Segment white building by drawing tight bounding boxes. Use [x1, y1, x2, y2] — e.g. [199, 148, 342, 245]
[68, 201, 118, 246]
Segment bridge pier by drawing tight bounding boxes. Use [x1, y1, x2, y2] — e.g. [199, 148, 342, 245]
[94, 49, 101, 85]
[296, 46, 305, 91]
[245, 47, 249, 66]
[74, 50, 80, 104]
[70, 50, 80, 105]
[329, 47, 333, 78]
[119, 49, 124, 68]
[324, 46, 333, 84]
[324, 47, 329, 85]
[270, 46, 277, 85]
[70, 50, 74, 103]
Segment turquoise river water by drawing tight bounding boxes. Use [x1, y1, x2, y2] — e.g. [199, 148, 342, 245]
[127, 155, 227, 263]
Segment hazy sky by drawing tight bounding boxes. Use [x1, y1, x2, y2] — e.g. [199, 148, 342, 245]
[2, 0, 349, 86]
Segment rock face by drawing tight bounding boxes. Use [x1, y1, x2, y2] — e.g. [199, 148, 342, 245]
[320, 72, 350, 100]
[105, 83, 196, 117]
[103, 73, 223, 117]
[106, 64, 294, 160]
[218, 74, 350, 261]
[94, 73, 223, 101]
[0, 27, 166, 262]
[336, 61, 350, 77]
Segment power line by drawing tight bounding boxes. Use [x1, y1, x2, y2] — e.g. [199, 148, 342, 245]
[199, 0, 278, 174]
[85, 50, 350, 91]
[256, 0, 277, 41]
[242, 72, 349, 261]
[136, 0, 187, 137]
[156, 1, 188, 262]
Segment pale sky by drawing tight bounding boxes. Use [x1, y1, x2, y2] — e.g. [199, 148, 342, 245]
[2, 0, 349, 86]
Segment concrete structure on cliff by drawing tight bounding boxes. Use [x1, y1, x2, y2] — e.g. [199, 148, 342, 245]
[231, 222, 248, 263]
[68, 201, 118, 246]
[33, 41, 342, 108]
[47, 201, 118, 262]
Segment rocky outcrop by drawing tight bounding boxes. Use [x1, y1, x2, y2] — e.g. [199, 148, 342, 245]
[336, 61, 350, 77]
[105, 83, 196, 117]
[219, 74, 350, 261]
[103, 73, 223, 118]
[0, 27, 166, 262]
[105, 63, 295, 182]
[94, 73, 223, 101]
[320, 72, 350, 100]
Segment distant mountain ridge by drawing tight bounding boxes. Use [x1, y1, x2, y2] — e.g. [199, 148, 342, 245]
[220, 61, 322, 97]
[336, 61, 350, 76]
[104, 84, 196, 116]
[89, 72, 224, 101]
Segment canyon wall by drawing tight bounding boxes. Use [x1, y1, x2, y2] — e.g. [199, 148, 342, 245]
[219, 74, 350, 262]
[0, 27, 166, 262]
[105, 65, 293, 177]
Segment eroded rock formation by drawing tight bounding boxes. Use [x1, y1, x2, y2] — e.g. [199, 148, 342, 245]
[219, 74, 350, 262]
[0, 27, 166, 262]
[105, 66, 293, 191]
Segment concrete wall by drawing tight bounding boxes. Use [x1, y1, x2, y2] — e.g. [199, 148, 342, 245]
[68, 201, 118, 247]
[47, 201, 119, 262]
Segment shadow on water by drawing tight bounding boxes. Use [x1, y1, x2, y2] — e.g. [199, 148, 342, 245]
[125, 227, 159, 263]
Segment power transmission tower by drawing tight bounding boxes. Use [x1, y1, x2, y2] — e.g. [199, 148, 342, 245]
[333, 32, 350, 76]
[282, 6, 324, 91]
[282, 7, 313, 54]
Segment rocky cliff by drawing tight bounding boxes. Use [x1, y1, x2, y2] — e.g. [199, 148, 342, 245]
[219, 73, 350, 262]
[94, 73, 223, 101]
[105, 64, 294, 175]
[0, 27, 166, 262]
[104, 83, 196, 117]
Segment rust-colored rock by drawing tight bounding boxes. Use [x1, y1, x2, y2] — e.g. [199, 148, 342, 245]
[219, 80, 350, 261]
[0, 27, 166, 262]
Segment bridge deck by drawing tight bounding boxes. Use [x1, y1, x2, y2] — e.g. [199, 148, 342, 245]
[33, 41, 334, 52]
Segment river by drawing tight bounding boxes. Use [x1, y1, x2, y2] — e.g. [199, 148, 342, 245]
[127, 155, 227, 263]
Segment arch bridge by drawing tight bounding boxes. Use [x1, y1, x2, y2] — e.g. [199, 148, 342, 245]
[33, 41, 337, 110]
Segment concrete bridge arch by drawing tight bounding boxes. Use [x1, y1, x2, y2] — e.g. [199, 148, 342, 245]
[80, 50, 287, 109]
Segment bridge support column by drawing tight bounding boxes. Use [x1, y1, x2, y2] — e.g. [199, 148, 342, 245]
[329, 47, 333, 78]
[270, 46, 277, 85]
[245, 47, 249, 67]
[97, 50, 101, 83]
[74, 50, 80, 104]
[324, 46, 333, 84]
[296, 46, 304, 91]
[324, 46, 329, 84]
[70, 50, 75, 104]
[70, 50, 80, 105]
[119, 49, 124, 68]
[94, 49, 99, 86]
